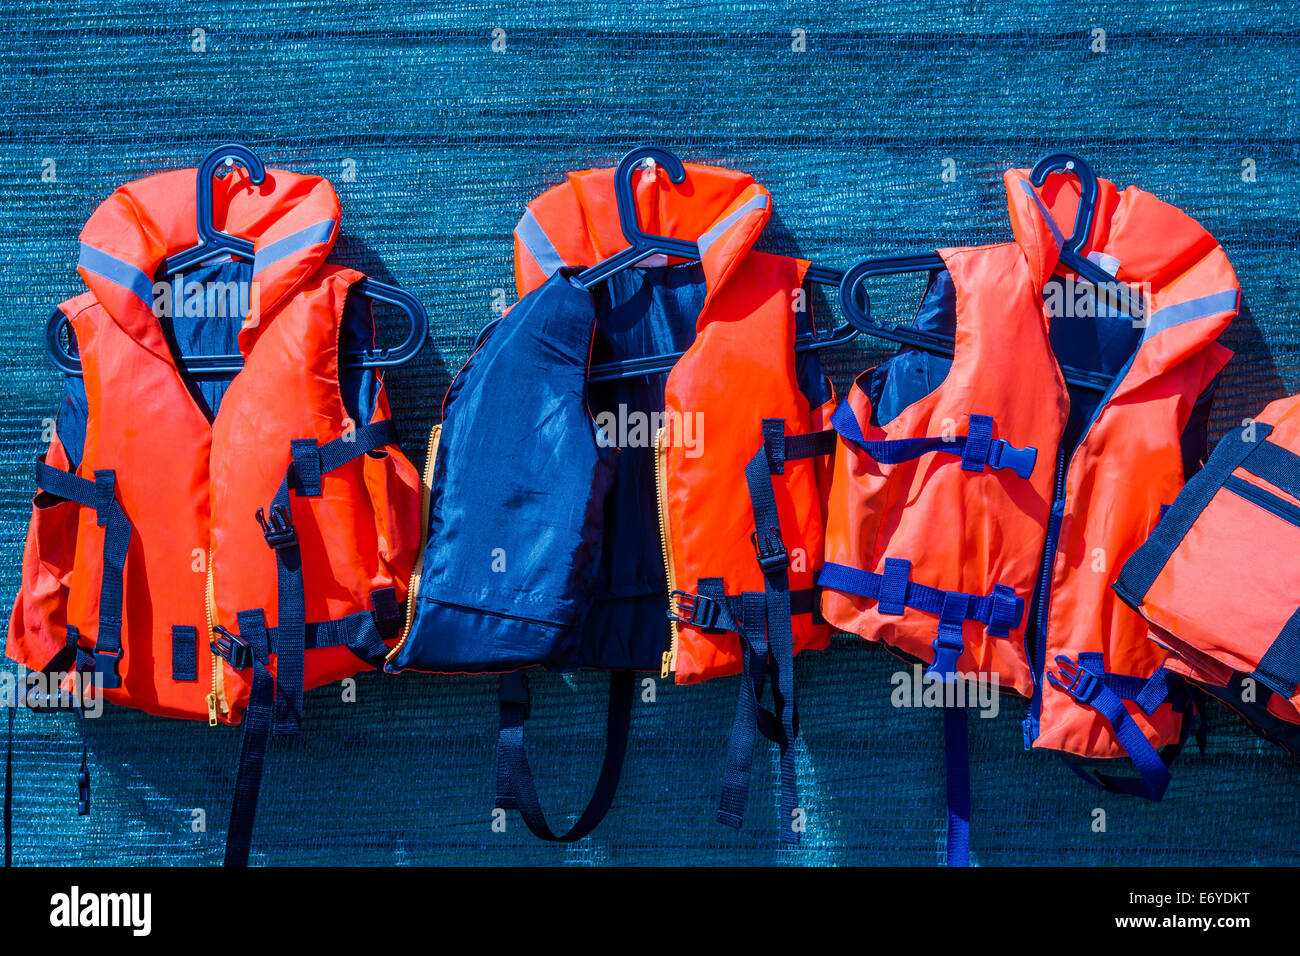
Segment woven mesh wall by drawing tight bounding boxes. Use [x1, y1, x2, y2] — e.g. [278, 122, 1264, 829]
[1, 2, 1297, 865]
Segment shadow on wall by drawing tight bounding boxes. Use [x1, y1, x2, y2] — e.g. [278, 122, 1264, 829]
[1213, 297, 1290, 440]
[330, 235, 452, 469]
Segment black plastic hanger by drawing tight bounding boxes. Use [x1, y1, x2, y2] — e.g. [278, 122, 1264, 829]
[585, 147, 1137, 392]
[45, 144, 428, 377]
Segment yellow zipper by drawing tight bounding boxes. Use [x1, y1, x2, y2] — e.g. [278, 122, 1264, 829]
[387, 423, 442, 660]
[204, 546, 222, 726]
[656, 425, 679, 679]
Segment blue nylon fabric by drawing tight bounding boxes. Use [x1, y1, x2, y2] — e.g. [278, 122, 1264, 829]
[581, 266, 703, 671]
[3, 2, 1300, 865]
[390, 271, 618, 673]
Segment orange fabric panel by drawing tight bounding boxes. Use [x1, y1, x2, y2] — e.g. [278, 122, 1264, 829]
[822, 243, 1068, 699]
[665, 252, 829, 683]
[514, 161, 763, 297]
[212, 268, 421, 720]
[63, 300, 214, 720]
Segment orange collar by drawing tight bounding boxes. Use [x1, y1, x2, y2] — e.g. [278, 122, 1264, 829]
[515, 160, 774, 300]
[1002, 166, 1238, 395]
[76, 165, 341, 368]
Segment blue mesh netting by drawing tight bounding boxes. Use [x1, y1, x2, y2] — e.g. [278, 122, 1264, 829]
[2, 2, 1298, 865]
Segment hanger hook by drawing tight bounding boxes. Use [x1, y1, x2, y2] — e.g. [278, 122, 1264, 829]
[1029, 152, 1099, 254]
[194, 144, 267, 244]
[614, 146, 687, 248]
[838, 259, 875, 331]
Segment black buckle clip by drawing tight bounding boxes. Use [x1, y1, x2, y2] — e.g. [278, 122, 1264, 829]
[255, 505, 297, 550]
[210, 625, 253, 671]
[1047, 655, 1101, 704]
[668, 590, 722, 630]
[751, 527, 789, 573]
[92, 647, 121, 686]
[499, 671, 531, 719]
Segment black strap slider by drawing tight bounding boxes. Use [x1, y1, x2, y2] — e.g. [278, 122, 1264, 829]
[255, 505, 297, 550]
[499, 671, 531, 719]
[210, 625, 253, 671]
[668, 590, 723, 630]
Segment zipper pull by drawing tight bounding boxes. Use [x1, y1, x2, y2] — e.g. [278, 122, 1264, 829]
[660, 650, 672, 680]
[1021, 715, 1037, 751]
[206, 693, 218, 727]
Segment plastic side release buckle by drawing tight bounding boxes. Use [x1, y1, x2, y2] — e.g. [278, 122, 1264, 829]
[925, 592, 969, 681]
[751, 527, 789, 574]
[92, 648, 121, 688]
[210, 625, 253, 671]
[255, 505, 297, 550]
[499, 671, 531, 719]
[668, 590, 722, 630]
[1047, 655, 1101, 704]
[986, 440, 1038, 480]
[926, 628, 964, 682]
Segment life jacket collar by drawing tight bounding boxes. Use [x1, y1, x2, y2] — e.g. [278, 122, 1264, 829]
[1002, 167, 1238, 399]
[520, 161, 775, 303]
[75, 165, 342, 369]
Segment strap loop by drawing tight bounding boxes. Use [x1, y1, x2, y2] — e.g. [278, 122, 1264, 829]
[878, 558, 911, 616]
[289, 439, 323, 497]
[495, 671, 634, 842]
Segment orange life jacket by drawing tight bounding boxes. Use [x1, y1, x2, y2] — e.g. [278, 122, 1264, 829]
[1116, 395, 1300, 754]
[7, 165, 423, 862]
[820, 166, 1239, 860]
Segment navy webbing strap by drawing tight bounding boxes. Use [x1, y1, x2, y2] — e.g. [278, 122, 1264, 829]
[261, 420, 399, 736]
[254, 601, 399, 668]
[741, 420, 805, 844]
[1252, 607, 1300, 698]
[1116, 423, 1273, 605]
[34, 461, 132, 688]
[219, 609, 274, 868]
[17, 627, 97, 836]
[818, 552, 1015, 866]
[942, 703, 970, 866]
[494, 670, 635, 842]
[1242, 439, 1300, 499]
[924, 595, 972, 868]
[832, 404, 1038, 480]
[1047, 654, 1173, 800]
[818, 561, 1023, 637]
[717, 592, 774, 830]
[669, 586, 824, 634]
[708, 424, 836, 841]
[669, 583, 804, 751]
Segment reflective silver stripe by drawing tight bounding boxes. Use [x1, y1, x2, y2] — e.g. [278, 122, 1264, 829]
[1018, 179, 1064, 249]
[514, 208, 566, 277]
[698, 194, 769, 257]
[252, 219, 337, 276]
[77, 243, 154, 307]
[1143, 289, 1239, 342]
